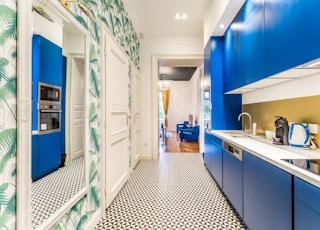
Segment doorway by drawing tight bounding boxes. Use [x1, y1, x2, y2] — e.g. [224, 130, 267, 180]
[152, 54, 204, 157]
[65, 57, 85, 161]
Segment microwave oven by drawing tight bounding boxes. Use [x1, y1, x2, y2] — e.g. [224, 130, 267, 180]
[38, 82, 61, 104]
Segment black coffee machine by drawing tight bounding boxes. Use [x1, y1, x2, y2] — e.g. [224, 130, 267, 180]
[273, 116, 289, 145]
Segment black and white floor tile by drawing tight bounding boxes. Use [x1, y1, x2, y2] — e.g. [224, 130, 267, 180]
[95, 153, 247, 229]
[31, 156, 85, 229]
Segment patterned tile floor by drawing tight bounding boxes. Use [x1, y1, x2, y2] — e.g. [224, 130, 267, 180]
[31, 156, 84, 229]
[95, 153, 247, 229]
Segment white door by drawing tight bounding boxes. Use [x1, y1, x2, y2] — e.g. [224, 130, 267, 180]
[131, 65, 141, 168]
[103, 32, 129, 207]
[68, 57, 85, 160]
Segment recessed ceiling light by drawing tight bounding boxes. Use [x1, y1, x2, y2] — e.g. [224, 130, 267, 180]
[220, 24, 225, 29]
[175, 13, 188, 20]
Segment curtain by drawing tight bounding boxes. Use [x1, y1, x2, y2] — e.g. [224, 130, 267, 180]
[162, 89, 170, 127]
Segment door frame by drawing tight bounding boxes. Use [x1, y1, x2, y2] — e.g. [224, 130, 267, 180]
[151, 54, 203, 159]
[131, 64, 141, 168]
[66, 56, 86, 161]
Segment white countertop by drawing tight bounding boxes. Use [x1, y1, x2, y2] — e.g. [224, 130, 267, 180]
[209, 130, 320, 188]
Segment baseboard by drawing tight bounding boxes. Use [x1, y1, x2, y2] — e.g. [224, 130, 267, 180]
[86, 210, 102, 230]
[140, 154, 152, 160]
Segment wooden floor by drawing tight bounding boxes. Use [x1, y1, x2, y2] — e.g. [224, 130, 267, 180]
[159, 131, 199, 153]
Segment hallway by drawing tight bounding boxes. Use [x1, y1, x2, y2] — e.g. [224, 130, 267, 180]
[95, 153, 247, 229]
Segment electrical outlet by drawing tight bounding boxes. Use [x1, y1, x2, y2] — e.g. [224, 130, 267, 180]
[310, 162, 319, 174]
[308, 123, 318, 134]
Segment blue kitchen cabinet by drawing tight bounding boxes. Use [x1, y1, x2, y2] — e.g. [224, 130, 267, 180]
[204, 130, 212, 170]
[294, 177, 320, 229]
[243, 151, 292, 230]
[32, 35, 63, 87]
[223, 0, 265, 92]
[264, 0, 320, 77]
[222, 145, 243, 217]
[222, 0, 320, 92]
[37, 132, 61, 180]
[205, 37, 241, 130]
[204, 131, 223, 188]
[32, 135, 39, 181]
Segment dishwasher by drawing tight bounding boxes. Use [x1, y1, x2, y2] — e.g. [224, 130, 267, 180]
[222, 140, 243, 217]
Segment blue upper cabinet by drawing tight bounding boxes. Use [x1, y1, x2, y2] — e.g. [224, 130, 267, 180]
[206, 37, 242, 130]
[264, 0, 320, 77]
[223, 0, 320, 92]
[32, 35, 63, 87]
[32, 35, 63, 131]
[224, 0, 265, 92]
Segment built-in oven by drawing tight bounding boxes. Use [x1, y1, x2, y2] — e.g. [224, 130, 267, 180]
[38, 82, 62, 134]
[38, 103, 61, 134]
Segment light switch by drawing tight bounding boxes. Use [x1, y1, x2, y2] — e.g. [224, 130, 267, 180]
[308, 123, 318, 134]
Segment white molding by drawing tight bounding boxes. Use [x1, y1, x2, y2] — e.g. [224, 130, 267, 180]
[99, 20, 107, 218]
[140, 155, 152, 160]
[36, 188, 88, 230]
[17, 0, 33, 229]
[85, 210, 102, 230]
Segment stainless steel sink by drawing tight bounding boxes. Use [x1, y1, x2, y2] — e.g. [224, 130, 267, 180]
[223, 130, 265, 139]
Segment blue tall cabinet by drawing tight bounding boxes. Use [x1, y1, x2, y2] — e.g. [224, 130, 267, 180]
[32, 35, 63, 181]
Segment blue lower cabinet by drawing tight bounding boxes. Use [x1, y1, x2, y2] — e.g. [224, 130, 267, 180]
[34, 132, 61, 180]
[294, 177, 320, 229]
[210, 134, 223, 187]
[243, 151, 292, 230]
[204, 132, 223, 188]
[32, 134, 39, 181]
[222, 148, 243, 217]
[204, 131, 212, 169]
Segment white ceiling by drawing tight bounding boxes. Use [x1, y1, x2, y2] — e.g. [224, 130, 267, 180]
[122, 0, 211, 38]
[122, 0, 246, 81]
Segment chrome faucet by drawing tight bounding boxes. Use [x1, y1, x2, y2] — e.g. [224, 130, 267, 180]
[238, 112, 252, 135]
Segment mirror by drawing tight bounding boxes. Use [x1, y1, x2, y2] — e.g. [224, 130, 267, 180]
[203, 85, 211, 129]
[29, 0, 89, 229]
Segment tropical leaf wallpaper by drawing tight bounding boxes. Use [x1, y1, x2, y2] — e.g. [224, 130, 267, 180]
[0, 0, 17, 229]
[0, 0, 140, 229]
[53, 0, 140, 229]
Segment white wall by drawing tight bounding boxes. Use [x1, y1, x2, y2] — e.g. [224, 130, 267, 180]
[165, 68, 200, 132]
[33, 11, 63, 47]
[140, 35, 203, 157]
[166, 81, 191, 132]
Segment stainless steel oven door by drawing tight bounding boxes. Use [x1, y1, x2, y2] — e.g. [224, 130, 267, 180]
[39, 109, 61, 134]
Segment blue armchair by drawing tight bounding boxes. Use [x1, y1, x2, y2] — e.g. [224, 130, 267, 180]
[179, 125, 199, 142]
[176, 121, 189, 133]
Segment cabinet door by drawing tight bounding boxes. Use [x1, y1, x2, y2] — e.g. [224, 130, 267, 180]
[32, 135, 39, 181]
[243, 151, 292, 230]
[294, 177, 320, 229]
[223, 149, 243, 217]
[223, 1, 265, 92]
[210, 135, 223, 187]
[38, 132, 61, 178]
[204, 130, 211, 169]
[264, 0, 320, 76]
